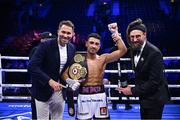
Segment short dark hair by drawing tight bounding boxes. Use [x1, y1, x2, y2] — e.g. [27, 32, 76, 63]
[58, 20, 74, 31]
[126, 18, 147, 41]
[87, 33, 101, 41]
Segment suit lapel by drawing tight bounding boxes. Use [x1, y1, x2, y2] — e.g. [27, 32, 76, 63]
[52, 40, 61, 73]
[136, 55, 145, 70]
[129, 48, 135, 70]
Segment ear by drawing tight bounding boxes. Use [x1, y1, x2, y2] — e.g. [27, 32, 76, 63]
[57, 29, 59, 35]
[143, 32, 147, 37]
[72, 32, 75, 37]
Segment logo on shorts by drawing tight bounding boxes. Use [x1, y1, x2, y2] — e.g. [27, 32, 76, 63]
[78, 112, 89, 115]
[100, 107, 107, 115]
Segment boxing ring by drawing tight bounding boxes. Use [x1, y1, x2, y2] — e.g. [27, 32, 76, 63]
[0, 54, 180, 102]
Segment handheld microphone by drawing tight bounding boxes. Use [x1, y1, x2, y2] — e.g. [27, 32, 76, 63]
[117, 62, 128, 88]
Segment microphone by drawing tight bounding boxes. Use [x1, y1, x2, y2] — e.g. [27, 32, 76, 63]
[117, 62, 128, 88]
[39, 32, 52, 38]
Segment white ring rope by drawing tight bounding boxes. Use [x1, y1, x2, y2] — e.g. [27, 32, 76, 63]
[2, 96, 180, 101]
[163, 56, 180, 60]
[1, 84, 180, 88]
[1, 56, 180, 61]
[0, 55, 180, 101]
[2, 69, 180, 73]
[104, 84, 180, 88]
[2, 69, 27, 72]
[2, 96, 31, 100]
[1, 56, 29, 60]
[2, 84, 32, 87]
[105, 69, 180, 73]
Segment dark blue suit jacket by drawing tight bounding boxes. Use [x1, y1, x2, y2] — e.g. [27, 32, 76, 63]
[131, 41, 170, 108]
[28, 39, 76, 101]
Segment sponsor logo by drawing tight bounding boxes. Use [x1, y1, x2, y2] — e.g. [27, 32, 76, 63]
[100, 107, 107, 115]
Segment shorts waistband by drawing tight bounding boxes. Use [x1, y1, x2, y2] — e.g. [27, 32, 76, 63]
[79, 85, 105, 94]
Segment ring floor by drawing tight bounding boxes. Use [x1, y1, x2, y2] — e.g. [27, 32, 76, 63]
[0, 102, 180, 120]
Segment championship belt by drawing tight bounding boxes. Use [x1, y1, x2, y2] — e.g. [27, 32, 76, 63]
[67, 53, 88, 116]
[69, 54, 87, 81]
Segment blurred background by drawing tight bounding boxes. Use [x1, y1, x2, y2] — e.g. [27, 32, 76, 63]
[0, 0, 180, 56]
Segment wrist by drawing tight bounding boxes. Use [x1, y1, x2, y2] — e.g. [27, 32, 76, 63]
[66, 78, 72, 83]
[116, 33, 122, 42]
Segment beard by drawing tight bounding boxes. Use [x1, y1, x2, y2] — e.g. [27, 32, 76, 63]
[130, 42, 142, 51]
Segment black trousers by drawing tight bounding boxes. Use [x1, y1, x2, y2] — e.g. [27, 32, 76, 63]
[140, 104, 164, 120]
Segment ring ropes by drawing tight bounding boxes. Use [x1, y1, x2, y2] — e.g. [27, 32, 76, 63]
[0, 55, 180, 101]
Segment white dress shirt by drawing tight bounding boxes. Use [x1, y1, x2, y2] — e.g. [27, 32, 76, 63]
[58, 44, 67, 73]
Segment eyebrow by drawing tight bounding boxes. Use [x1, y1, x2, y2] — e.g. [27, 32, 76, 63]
[89, 41, 100, 45]
[130, 35, 141, 37]
[61, 31, 71, 34]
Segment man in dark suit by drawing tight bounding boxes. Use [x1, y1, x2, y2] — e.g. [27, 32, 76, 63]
[116, 18, 170, 119]
[28, 20, 79, 119]
[28, 32, 56, 119]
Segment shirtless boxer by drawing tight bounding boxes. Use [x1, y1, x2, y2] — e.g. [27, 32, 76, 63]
[63, 33, 127, 119]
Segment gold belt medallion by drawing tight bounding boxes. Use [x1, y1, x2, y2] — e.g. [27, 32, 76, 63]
[69, 54, 87, 80]
[74, 54, 85, 63]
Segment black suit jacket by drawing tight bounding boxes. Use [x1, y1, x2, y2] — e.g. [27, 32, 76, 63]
[28, 39, 76, 101]
[131, 41, 170, 108]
